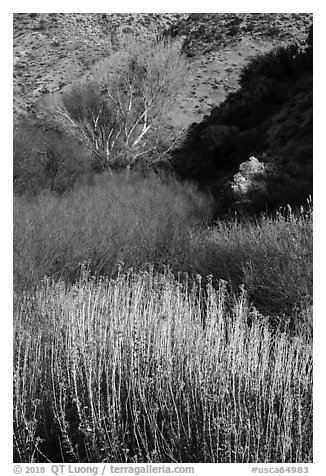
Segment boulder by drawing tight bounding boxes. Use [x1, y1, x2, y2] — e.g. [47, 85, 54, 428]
[231, 156, 268, 199]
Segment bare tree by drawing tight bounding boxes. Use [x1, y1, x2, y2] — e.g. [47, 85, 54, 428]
[54, 34, 190, 170]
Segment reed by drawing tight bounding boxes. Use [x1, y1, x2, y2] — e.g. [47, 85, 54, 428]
[13, 268, 312, 463]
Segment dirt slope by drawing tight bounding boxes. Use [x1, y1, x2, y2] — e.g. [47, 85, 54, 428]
[13, 13, 312, 129]
[13, 13, 187, 117]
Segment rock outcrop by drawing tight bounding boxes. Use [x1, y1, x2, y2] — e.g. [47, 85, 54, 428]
[227, 156, 277, 211]
[231, 156, 267, 198]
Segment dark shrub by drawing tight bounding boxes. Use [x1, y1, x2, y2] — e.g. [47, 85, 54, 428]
[48, 13, 58, 22]
[32, 18, 46, 31]
[228, 25, 240, 37]
[171, 29, 312, 216]
[14, 116, 91, 195]
[240, 44, 300, 86]
[245, 21, 255, 32]
[228, 17, 243, 27]
[265, 25, 281, 37]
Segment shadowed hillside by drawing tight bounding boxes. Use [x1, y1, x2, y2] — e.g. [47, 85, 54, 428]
[172, 26, 313, 215]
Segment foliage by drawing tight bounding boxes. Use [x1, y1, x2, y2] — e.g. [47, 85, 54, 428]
[13, 116, 91, 195]
[172, 31, 313, 215]
[239, 43, 310, 86]
[14, 172, 312, 320]
[227, 24, 240, 37]
[14, 268, 312, 463]
[191, 203, 313, 319]
[55, 34, 190, 171]
[14, 171, 211, 291]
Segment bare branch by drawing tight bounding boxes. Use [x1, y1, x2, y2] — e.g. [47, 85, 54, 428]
[55, 34, 189, 170]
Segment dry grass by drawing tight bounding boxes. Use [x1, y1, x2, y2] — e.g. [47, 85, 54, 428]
[14, 174, 312, 322]
[13, 268, 312, 463]
[13, 174, 313, 463]
[191, 203, 313, 319]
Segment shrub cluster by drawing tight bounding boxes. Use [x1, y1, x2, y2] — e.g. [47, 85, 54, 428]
[13, 116, 91, 196]
[191, 203, 313, 321]
[14, 171, 211, 291]
[14, 169, 312, 322]
[172, 32, 313, 214]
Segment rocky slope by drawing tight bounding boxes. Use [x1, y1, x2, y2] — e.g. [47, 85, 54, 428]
[13, 13, 187, 117]
[13, 13, 313, 212]
[13, 13, 312, 127]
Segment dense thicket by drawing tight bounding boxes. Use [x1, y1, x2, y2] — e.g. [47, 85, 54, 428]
[14, 173, 312, 321]
[13, 116, 91, 195]
[172, 27, 313, 214]
[14, 269, 312, 463]
[13, 172, 211, 291]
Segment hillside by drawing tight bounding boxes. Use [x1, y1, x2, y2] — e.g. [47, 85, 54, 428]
[172, 27, 313, 214]
[13, 13, 187, 117]
[13, 13, 312, 127]
[13, 13, 313, 210]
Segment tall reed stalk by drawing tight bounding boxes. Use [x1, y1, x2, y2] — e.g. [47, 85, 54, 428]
[13, 268, 312, 463]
